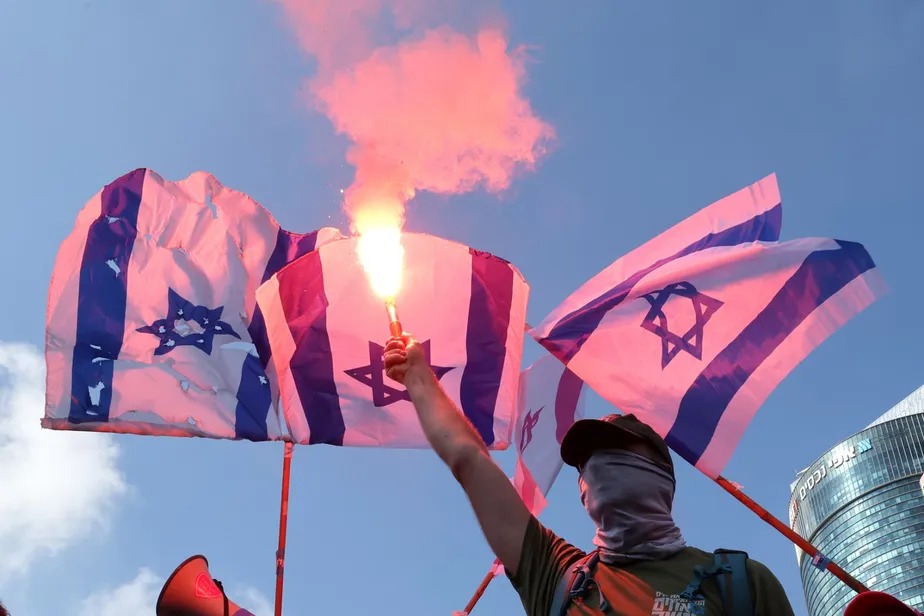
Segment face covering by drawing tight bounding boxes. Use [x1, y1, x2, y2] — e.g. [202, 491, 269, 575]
[579, 449, 686, 565]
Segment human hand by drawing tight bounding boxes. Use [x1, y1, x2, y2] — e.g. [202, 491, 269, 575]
[383, 334, 427, 385]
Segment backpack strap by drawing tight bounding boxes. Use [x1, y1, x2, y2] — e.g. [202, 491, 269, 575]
[550, 551, 615, 616]
[678, 561, 730, 603]
[712, 549, 753, 616]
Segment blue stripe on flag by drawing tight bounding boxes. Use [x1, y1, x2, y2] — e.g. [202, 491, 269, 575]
[68, 168, 145, 423]
[554, 368, 584, 444]
[247, 305, 272, 371]
[235, 229, 320, 440]
[540, 205, 782, 363]
[251, 229, 324, 365]
[261, 229, 322, 285]
[233, 354, 274, 441]
[460, 249, 515, 446]
[665, 240, 876, 465]
[280, 250, 345, 445]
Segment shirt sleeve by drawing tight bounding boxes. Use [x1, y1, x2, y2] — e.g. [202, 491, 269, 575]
[748, 558, 797, 616]
[506, 516, 586, 616]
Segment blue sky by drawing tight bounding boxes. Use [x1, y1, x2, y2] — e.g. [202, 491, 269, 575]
[1, 1, 922, 614]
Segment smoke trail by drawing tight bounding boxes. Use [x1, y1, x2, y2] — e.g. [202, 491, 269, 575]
[273, 0, 554, 234]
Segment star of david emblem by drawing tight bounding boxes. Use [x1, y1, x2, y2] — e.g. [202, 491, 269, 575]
[639, 281, 723, 369]
[345, 340, 454, 407]
[520, 406, 543, 453]
[137, 288, 241, 355]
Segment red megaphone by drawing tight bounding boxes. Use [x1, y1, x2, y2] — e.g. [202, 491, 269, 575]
[156, 555, 256, 616]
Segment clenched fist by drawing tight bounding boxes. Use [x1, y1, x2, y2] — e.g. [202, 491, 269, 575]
[383, 334, 428, 385]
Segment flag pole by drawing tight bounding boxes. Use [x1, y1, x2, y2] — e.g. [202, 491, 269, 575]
[715, 476, 868, 594]
[460, 559, 500, 614]
[274, 441, 295, 616]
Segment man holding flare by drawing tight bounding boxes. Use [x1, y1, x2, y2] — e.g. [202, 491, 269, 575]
[383, 332, 795, 615]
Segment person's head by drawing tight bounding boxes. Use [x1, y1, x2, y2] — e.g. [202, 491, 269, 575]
[0, 600, 9, 616]
[559, 413, 683, 561]
[560, 412, 674, 489]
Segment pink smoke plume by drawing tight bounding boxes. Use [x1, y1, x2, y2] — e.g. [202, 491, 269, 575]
[273, 0, 554, 234]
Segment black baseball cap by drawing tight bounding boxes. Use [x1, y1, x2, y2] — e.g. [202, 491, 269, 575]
[561, 413, 674, 477]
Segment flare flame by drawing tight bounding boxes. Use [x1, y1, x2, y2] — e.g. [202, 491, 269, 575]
[355, 214, 405, 301]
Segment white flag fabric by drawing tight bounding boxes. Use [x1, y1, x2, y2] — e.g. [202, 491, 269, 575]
[44, 168, 343, 441]
[531, 236, 882, 478]
[513, 355, 585, 515]
[255, 232, 529, 448]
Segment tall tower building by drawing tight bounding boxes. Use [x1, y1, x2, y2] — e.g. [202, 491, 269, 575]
[788, 385, 924, 615]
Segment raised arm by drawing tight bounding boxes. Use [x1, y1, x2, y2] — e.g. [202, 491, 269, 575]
[384, 335, 532, 576]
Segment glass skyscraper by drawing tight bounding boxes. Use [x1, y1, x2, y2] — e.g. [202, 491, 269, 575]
[788, 385, 924, 615]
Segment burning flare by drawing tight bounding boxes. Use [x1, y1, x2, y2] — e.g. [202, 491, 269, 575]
[356, 224, 405, 300]
[354, 207, 406, 337]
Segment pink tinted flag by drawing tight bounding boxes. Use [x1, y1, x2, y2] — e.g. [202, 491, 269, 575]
[513, 355, 585, 515]
[536, 174, 782, 364]
[255, 233, 528, 448]
[44, 168, 343, 441]
[531, 238, 882, 478]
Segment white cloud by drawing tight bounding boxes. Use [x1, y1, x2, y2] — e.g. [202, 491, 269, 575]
[0, 342, 128, 585]
[229, 584, 273, 616]
[77, 568, 160, 616]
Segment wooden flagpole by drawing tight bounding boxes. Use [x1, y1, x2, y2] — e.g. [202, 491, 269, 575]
[274, 441, 295, 616]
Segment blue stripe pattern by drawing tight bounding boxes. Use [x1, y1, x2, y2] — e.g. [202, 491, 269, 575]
[665, 240, 876, 465]
[232, 354, 274, 441]
[539, 205, 782, 363]
[235, 229, 321, 441]
[554, 368, 584, 444]
[68, 169, 146, 423]
[280, 249, 345, 445]
[460, 249, 515, 446]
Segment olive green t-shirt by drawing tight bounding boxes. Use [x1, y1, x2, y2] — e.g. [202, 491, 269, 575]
[507, 517, 795, 616]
